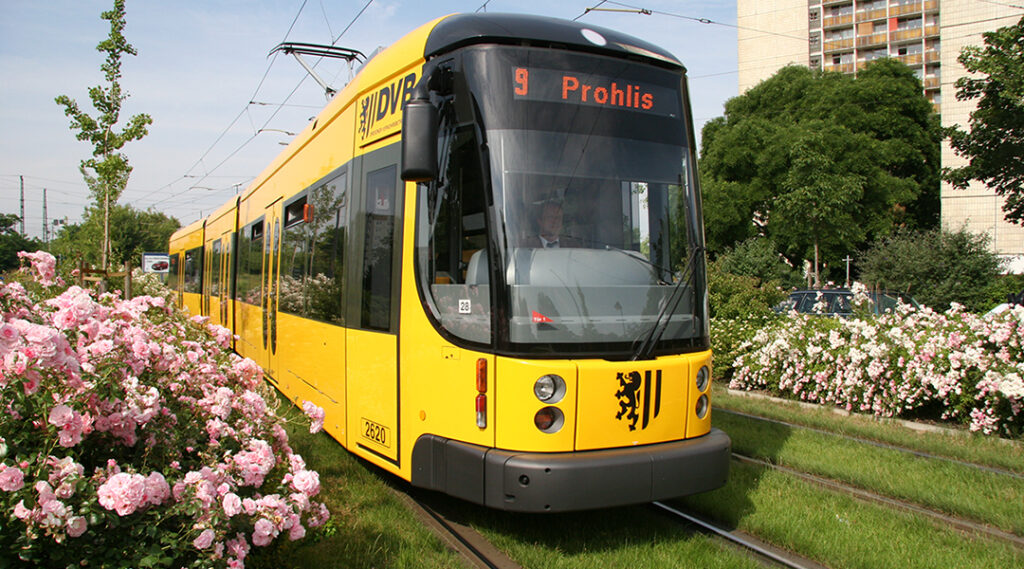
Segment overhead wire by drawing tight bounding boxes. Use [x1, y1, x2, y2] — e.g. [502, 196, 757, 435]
[146, 0, 376, 212]
[132, 0, 312, 209]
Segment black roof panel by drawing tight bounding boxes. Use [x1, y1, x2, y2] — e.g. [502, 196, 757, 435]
[425, 13, 684, 70]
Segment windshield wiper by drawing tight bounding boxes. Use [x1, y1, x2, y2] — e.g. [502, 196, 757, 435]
[600, 244, 674, 285]
[631, 245, 703, 361]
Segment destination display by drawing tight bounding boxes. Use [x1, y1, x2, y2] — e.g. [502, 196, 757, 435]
[512, 66, 680, 117]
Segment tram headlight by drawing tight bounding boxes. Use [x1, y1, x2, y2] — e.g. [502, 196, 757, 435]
[534, 406, 564, 433]
[695, 394, 709, 419]
[696, 365, 710, 392]
[534, 374, 566, 403]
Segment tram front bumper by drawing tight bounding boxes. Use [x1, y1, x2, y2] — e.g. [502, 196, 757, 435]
[411, 428, 731, 512]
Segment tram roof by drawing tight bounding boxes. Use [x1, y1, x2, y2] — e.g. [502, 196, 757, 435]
[425, 13, 684, 70]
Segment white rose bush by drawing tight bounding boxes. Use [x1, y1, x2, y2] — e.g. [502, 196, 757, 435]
[727, 284, 1024, 437]
[1, 252, 329, 568]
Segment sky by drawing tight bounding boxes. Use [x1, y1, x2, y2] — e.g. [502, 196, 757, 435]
[0, 0, 738, 240]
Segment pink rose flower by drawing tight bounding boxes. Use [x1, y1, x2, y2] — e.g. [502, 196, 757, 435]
[0, 465, 25, 492]
[67, 516, 88, 538]
[97, 472, 147, 516]
[222, 492, 242, 517]
[291, 470, 320, 497]
[302, 401, 325, 434]
[193, 528, 215, 550]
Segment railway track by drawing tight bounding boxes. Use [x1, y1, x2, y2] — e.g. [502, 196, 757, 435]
[651, 501, 829, 569]
[730, 452, 1024, 550]
[397, 489, 523, 569]
[716, 407, 1024, 480]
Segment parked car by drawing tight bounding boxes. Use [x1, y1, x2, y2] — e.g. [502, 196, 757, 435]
[774, 289, 919, 317]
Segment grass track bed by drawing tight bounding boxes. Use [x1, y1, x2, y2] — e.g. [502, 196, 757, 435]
[677, 462, 1024, 569]
[715, 386, 1024, 473]
[714, 409, 1024, 535]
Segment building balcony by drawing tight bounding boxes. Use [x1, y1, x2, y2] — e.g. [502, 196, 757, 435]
[824, 62, 855, 73]
[823, 38, 855, 51]
[896, 52, 924, 65]
[857, 32, 888, 47]
[823, 14, 854, 27]
[924, 50, 940, 63]
[932, 102, 941, 113]
[924, 0, 939, 12]
[891, 2, 923, 16]
[924, 25, 939, 38]
[891, 28, 923, 41]
[856, 8, 888, 22]
[923, 76, 940, 89]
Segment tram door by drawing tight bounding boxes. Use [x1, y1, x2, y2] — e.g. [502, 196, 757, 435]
[261, 201, 283, 380]
[346, 159, 401, 465]
[213, 233, 232, 330]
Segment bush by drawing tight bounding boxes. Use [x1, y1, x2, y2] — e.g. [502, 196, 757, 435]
[715, 237, 801, 289]
[708, 261, 788, 320]
[859, 227, 1003, 312]
[729, 284, 1024, 437]
[1, 252, 328, 568]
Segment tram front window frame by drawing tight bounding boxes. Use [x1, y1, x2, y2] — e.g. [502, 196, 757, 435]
[415, 46, 708, 358]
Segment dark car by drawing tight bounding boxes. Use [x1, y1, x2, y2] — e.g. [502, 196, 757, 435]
[775, 289, 919, 316]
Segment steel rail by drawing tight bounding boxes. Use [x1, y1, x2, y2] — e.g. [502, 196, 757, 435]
[717, 407, 1024, 480]
[652, 501, 828, 569]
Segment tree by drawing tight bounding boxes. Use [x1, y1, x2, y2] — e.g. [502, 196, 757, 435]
[0, 214, 43, 272]
[858, 227, 1003, 312]
[49, 205, 180, 270]
[945, 16, 1024, 224]
[55, 0, 152, 270]
[715, 236, 800, 289]
[700, 61, 941, 282]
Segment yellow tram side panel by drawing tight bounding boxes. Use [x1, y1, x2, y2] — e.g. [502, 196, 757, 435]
[168, 218, 205, 317]
[226, 20, 450, 465]
[266, 110, 358, 449]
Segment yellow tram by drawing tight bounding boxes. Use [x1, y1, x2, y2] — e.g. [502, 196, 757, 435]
[168, 13, 730, 512]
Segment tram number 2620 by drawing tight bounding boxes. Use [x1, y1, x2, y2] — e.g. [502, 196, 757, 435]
[360, 418, 391, 448]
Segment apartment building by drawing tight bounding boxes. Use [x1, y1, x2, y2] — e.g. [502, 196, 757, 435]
[737, 0, 1024, 271]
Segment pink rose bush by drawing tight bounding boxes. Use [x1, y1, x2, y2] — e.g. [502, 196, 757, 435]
[0, 252, 329, 568]
[724, 284, 1024, 437]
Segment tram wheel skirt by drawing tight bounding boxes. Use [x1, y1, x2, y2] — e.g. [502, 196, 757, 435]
[411, 428, 731, 512]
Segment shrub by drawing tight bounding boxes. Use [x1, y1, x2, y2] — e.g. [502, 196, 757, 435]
[729, 284, 1024, 437]
[1, 252, 328, 568]
[859, 227, 1003, 312]
[708, 261, 787, 320]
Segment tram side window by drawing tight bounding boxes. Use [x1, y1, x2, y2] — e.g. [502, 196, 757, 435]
[279, 171, 348, 325]
[237, 221, 264, 305]
[183, 246, 203, 294]
[361, 165, 397, 331]
[416, 109, 491, 344]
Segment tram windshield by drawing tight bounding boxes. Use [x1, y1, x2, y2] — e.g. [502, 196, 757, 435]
[417, 46, 707, 356]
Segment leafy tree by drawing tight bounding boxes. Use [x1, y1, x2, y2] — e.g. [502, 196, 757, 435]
[945, 16, 1024, 224]
[49, 205, 179, 270]
[707, 261, 787, 320]
[55, 0, 152, 269]
[858, 227, 1003, 312]
[0, 214, 43, 272]
[715, 236, 800, 288]
[700, 61, 941, 282]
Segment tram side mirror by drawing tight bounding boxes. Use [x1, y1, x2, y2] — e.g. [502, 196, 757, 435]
[401, 97, 439, 182]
